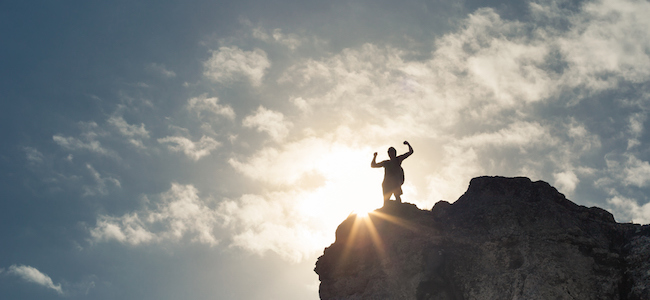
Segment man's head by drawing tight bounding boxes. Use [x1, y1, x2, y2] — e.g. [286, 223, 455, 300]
[388, 147, 396, 159]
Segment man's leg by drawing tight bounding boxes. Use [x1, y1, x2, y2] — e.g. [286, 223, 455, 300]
[395, 186, 403, 203]
[382, 183, 391, 206]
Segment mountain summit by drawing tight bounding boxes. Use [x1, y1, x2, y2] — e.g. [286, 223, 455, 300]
[315, 176, 650, 300]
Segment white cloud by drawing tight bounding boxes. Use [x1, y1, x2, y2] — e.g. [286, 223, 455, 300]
[51, 121, 119, 158]
[425, 145, 484, 205]
[290, 97, 311, 113]
[242, 106, 292, 142]
[271, 29, 302, 50]
[187, 94, 236, 120]
[229, 135, 361, 187]
[158, 135, 221, 161]
[108, 116, 149, 138]
[7, 265, 63, 295]
[253, 27, 302, 50]
[452, 9, 555, 105]
[91, 183, 219, 246]
[24, 147, 44, 164]
[558, 0, 650, 91]
[554, 170, 579, 195]
[108, 116, 149, 149]
[627, 112, 646, 149]
[53, 135, 115, 157]
[203, 46, 270, 86]
[628, 112, 646, 136]
[251, 26, 269, 41]
[218, 192, 329, 263]
[607, 195, 650, 224]
[456, 121, 557, 149]
[598, 154, 650, 190]
[82, 164, 121, 196]
[622, 155, 650, 188]
[277, 0, 650, 130]
[593, 151, 650, 223]
[91, 213, 155, 245]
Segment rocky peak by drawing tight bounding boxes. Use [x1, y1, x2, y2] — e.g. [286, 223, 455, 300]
[315, 176, 650, 300]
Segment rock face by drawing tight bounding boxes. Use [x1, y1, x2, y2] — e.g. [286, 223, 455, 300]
[314, 176, 650, 300]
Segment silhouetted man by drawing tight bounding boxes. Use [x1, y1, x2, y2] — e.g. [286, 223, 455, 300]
[371, 141, 414, 205]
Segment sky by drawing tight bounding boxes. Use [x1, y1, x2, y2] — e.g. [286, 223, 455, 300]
[2, 0, 650, 298]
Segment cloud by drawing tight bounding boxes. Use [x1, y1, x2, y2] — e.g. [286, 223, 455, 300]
[594, 151, 650, 223]
[7, 265, 63, 295]
[24, 147, 44, 164]
[203, 46, 270, 86]
[229, 137, 323, 186]
[607, 195, 650, 224]
[278, 0, 650, 129]
[627, 112, 646, 149]
[91, 214, 155, 245]
[597, 153, 650, 193]
[619, 154, 650, 188]
[158, 135, 221, 161]
[557, 0, 650, 91]
[52, 121, 117, 157]
[147, 63, 176, 78]
[290, 97, 311, 113]
[554, 170, 579, 195]
[425, 139, 499, 208]
[218, 192, 329, 263]
[82, 164, 121, 196]
[107, 116, 149, 148]
[253, 27, 302, 50]
[53, 135, 115, 157]
[456, 121, 557, 149]
[90, 183, 219, 246]
[187, 94, 236, 120]
[108, 116, 149, 138]
[277, 16, 558, 130]
[242, 106, 292, 142]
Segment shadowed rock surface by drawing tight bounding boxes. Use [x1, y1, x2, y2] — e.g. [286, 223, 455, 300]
[315, 176, 650, 300]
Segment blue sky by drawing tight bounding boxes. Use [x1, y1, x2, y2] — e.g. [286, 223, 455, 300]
[2, 0, 650, 298]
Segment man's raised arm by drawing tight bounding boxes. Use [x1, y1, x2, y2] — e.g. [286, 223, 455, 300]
[400, 141, 414, 160]
[371, 152, 383, 168]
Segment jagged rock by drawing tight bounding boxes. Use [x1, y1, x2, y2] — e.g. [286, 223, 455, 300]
[315, 176, 650, 300]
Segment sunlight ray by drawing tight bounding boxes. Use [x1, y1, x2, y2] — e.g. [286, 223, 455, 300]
[371, 210, 420, 232]
[362, 214, 388, 264]
[337, 215, 365, 267]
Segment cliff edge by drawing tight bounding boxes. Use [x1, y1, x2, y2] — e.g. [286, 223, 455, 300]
[315, 176, 650, 300]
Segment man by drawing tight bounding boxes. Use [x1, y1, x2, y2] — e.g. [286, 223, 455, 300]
[371, 141, 414, 205]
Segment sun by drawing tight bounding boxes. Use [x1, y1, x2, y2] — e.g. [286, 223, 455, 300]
[288, 144, 388, 254]
[313, 146, 383, 217]
[296, 145, 383, 213]
[352, 210, 370, 218]
[349, 196, 380, 218]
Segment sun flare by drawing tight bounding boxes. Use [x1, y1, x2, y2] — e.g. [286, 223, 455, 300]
[314, 146, 383, 212]
[352, 210, 370, 218]
[293, 145, 385, 249]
